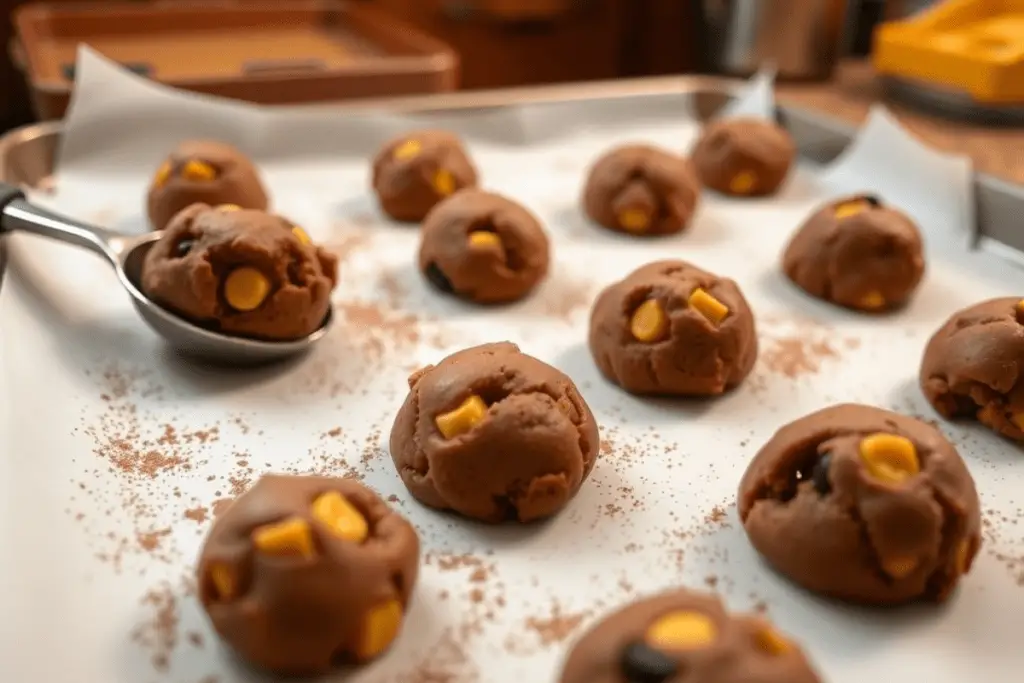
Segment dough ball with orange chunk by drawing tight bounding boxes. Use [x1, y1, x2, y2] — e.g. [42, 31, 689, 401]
[691, 118, 795, 197]
[196, 474, 420, 676]
[559, 587, 823, 683]
[782, 194, 925, 313]
[389, 342, 600, 523]
[141, 204, 337, 341]
[738, 404, 982, 605]
[588, 260, 758, 396]
[581, 144, 701, 236]
[371, 130, 479, 223]
[146, 140, 269, 231]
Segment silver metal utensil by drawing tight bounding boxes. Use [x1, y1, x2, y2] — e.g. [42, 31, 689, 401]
[0, 182, 333, 365]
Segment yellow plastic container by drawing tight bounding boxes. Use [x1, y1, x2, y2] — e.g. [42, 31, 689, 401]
[873, 0, 1024, 105]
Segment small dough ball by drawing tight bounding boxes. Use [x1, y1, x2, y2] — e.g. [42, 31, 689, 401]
[142, 204, 337, 341]
[389, 342, 600, 523]
[691, 118, 795, 197]
[559, 588, 823, 683]
[196, 475, 420, 676]
[783, 194, 925, 312]
[418, 189, 549, 304]
[589, 260, 758, 396]
[581, 144, 701, 236]
[921, 297, 1024, 442]
[738, 404, 981, 605]
[372, 130, 479, 222]
[147, 140, 268, 231]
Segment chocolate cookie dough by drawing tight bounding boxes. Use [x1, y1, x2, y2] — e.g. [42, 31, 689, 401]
[197, 475, 420, 676]
[589, 260, 758, 396]
[691, 118, 795, 197]
[783, 194, 925, 312]
[559, 588, 822, 683]
[147, 140, 269, 231]
[372, 130, 479, 223]
[389, 342, 600, 523]
[739, 404, 981, 605]
[418, 189, 549, 304]
[921, 297, 1024, 442]
[581, 144, 702, 236]
[142, 203, 337, 341]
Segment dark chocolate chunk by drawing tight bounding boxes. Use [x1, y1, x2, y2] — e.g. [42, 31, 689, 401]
[423, 261, 453, 293]
[175, 239, 195, 257]
[620, 641, 678, 683]
[811, 452, 832, 495]
[862, 194, 882, 207]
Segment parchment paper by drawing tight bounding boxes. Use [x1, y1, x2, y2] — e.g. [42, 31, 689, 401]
[1, 46, 1021, 683]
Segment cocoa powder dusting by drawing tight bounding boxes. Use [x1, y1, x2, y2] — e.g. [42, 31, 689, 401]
[131, 581, 179, 672]
[758, 316, 858, 380]
[524, 603, 589, 647]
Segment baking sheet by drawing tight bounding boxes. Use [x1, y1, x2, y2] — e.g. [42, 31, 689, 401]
[2, 46, 1023, 683]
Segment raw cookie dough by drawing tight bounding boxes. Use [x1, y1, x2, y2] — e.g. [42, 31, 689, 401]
[147, 140, 269, 231]
[389, 342, 600, 523]
[196, 475, 420, 676]
[691, 118, 795, 197]
[418, 189, 549, 304]
[921, 297, 1024, 442]
[783, 194, 925, 312]
[372, 130, 479, 222]
[588, 260, 758, 396]
[559, 588, 822, 683]
[142, 203, 337, 341]
[738, 403, 981, 605]
[581, 144, 702, 236]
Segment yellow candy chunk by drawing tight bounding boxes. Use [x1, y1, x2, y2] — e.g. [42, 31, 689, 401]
[688, 288, 729, 324]
[292, 225, 312, 245]
[882, 556, 918, 579]
[630, 299, 669, 343]
[209, 563, 235, 600]
[218, 204, 241, 212]
[858, 291, 886, 310]
[754, 626, 791, 655]
[1011, 412, 1024, 431]
[834, 199, 868, 219]
[435, 395, 488, 439]
[432, 168, 456, 196]
[311, 491, 368, 543]
[954, 540, 971, 575]
[253, 517, 315, 558]
[859, 433, 920, 484]
[223, 267, 270, 312]
[1016, 299, 1024, 314]
[393, 139, 422, 161]
[646, 611, 717, 651]
[468, 231, 501, 249]
[356, 599, 404, 661]
[728, 171, 757, 195]
[181, 159, 217, 182]
[153, 161, 172, 188]
[618, 209, 650, 233]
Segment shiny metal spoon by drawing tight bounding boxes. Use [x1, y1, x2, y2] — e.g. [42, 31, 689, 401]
[0, 182, 333, 365]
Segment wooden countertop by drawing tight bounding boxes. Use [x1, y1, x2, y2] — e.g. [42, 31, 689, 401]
[777, 61, 1024, 183]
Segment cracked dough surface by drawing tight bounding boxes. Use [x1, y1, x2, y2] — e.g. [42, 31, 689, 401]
[738, 404, 981, 605]
[920, 297, 1024, 442]
[388, 342, 600, 523]
[196, 475, 419, 676]
[588, 260, 757, 396]
[691, 118, 795, 198]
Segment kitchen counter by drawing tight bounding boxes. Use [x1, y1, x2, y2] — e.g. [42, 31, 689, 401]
[778, 61, 1024, 184]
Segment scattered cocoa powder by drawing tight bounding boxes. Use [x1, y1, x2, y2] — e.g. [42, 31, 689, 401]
[131, 581, 179, 672]
[757, 316, 858, 380]
[524, 603, 589, 647]
[184, 506, 208, 524]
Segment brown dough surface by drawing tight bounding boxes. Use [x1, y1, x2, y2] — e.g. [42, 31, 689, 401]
[142, 204, 337, 341]
[388, 342, 600, 523]
[738, 404, 981, 605]
[783, 194, 925, 312]
[588, 260, 758, 396]
[559, 588, 822, 683]
[372, 130, 479, 223]
[146, 140, 269, 231]
[196, 475, 420, 676]
[920, 297, 1024, 442]
[691, 118, 795, 197]
[418, 189, 550, 304]
[581, 144, 702, 236]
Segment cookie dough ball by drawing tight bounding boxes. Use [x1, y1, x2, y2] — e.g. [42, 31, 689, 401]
[146, 140, 268, 231]
[589, 260, 757, 396]
[372, 130, 479, 222]
[921, 297, 1024, 441]
[418, 189, 549, 304]
[783, 194, 925, 312]
[739, 404, 981, 605]
[197, 475, 420, 676]
[389, 342, 600, 523]
[581, 144, 701, 236]
[142, 203, 337, 341]
[559, 588, 822, 683]
[691, 118, 795, 197]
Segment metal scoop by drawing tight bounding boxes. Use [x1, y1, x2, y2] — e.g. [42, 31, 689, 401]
[0, 182, 333, 365]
